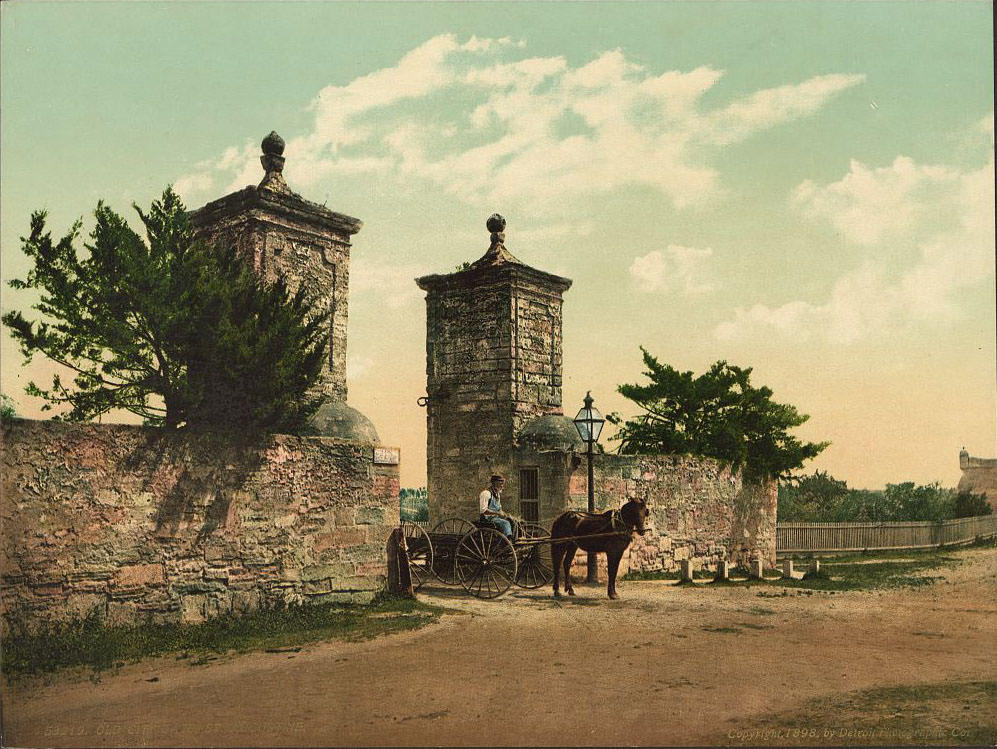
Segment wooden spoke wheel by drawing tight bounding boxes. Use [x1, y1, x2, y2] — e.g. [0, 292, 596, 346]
[400, 522, 433, 591]
[429, 517, 475, 584]
[455, 528, 518, 599]
[514, 522, 554, 589]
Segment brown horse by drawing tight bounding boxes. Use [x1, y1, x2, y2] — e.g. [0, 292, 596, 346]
[551, 498, 648, 599]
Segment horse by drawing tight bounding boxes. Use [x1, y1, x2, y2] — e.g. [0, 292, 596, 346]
[550, 497, 648, 599]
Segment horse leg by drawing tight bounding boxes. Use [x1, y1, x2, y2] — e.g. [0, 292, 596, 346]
[563, 545, 578, 596]
[606, 549, 623, 599]
[551, 542, 564, 597]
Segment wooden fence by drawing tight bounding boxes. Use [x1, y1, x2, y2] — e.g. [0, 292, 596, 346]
[777, 514, 997, 553]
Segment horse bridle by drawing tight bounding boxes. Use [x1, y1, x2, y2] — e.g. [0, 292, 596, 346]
[609, 509, 635, 536]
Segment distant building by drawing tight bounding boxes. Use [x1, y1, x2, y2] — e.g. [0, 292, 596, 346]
[958, 448, 997, 510]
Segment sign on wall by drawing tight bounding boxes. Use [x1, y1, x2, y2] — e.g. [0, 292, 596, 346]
[373, 446, 400, 465]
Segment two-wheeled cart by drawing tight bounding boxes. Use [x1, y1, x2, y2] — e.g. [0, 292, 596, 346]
[397, 516, 632, 599]
[398, 517, 553, 599]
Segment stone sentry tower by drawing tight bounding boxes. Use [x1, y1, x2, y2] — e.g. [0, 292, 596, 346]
[416, 215, 573, 521]
[189, 132, 377, 440]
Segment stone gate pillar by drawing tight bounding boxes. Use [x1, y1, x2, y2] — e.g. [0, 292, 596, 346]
[188, 131, 362, 404]
[415, 215, 572, 522]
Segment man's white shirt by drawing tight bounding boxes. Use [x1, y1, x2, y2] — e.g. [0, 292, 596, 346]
[479, 489, 496, 514]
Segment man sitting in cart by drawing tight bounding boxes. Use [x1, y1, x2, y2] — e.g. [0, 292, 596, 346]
[479, 474, 514, 539]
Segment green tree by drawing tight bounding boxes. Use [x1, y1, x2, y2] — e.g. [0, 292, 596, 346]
[0, 394, 16, 422]
[778, 470, 849, 521]
[779, 470, 994, 522]
[952, 490, 992, 518]
[3, 188, 328, 432]
[608, 348, 827, 479]
[882, 482, 955, 522]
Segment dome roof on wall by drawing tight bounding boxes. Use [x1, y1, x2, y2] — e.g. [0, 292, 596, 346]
[305, 401, 380, 443]
[518, 414, 584, 452]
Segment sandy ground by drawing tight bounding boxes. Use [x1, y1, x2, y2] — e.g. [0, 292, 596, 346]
[3, 546, 995, 748]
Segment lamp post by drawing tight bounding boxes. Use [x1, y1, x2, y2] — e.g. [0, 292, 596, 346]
[573, 391, 605, 583]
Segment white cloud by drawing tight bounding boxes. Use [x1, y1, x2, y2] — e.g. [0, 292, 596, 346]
[350, 257, 425, 309]
[792, 156, 968, 246]
[173, 35, 864, 210]
[717, 130, 995, 344]
[172, 172, 214, 203]
[704, 74, 866, 146]
[630, 244, 716, 295]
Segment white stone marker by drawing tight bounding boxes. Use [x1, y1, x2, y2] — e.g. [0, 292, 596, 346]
[782, 559, 794, 579]
[714, 560, 730, 581]
[679, 559, 694, 582]
[808, 559, 821, 577]
[750, 558, 764, 580]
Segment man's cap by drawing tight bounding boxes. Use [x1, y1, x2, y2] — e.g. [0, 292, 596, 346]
[490, 474, 505, 483]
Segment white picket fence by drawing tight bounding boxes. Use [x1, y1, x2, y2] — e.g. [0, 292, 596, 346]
[777, 514, 997, 553]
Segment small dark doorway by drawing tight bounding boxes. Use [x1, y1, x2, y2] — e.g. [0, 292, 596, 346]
[519, 468, 539, 522]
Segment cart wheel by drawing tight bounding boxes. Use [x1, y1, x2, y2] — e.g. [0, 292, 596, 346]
[401, 522, 433, 591]
[455, 528, 517, 599]
[515, 523, 554, 589]
[429, 517, 475, 584]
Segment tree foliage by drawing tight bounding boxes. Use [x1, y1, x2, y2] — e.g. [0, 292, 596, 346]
[952, 489, 992, 519]
[3, 188, 328, 432]
[608, 348, 827, 479]
[778, 472, 992, 522]
[0, 394, 16, 422]
[399, 487, 429, 523]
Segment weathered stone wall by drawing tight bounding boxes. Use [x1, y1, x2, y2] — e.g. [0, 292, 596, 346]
[422, 273, 514, 521]
[510, 280, 566, 431]
[611, 454, 775, 572]
[958, 451, 997, 510]
[554, 451, 777, 577]
[1, 420, 398, 633]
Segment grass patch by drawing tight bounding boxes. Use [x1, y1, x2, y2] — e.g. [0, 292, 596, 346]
[781, 534, 997, 566]
[773, 554, 955, 592]
[736, 621, 775, 630]
[746, 606, 777, 616]
[625, 541, 978, 592]
[623, 568, 715, 582]
[622, 569, 680, 581]
[724, 680, 997, 746]
[2, 593, 444, 680]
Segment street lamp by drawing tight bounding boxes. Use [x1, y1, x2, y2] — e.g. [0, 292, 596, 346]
[573, 391, 605, 583]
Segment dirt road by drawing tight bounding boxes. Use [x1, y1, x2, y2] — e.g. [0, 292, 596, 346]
[4, 546, 995, 747]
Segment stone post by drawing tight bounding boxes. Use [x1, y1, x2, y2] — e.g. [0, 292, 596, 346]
[713, 560, 730, 582]
[750, 557, 764, 580]
[807, 559, 821, 577]
[679, 559, 694, 582]
[782, 559, 794, 579]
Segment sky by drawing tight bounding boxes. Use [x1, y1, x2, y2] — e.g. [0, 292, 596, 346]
[1, 1, 993, 490]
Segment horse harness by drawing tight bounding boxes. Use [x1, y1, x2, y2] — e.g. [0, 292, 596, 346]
[608, 509, 633, 537]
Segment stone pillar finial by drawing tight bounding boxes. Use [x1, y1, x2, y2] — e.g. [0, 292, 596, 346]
[487, 213, 506, 247]
[259, 131, 290, 193]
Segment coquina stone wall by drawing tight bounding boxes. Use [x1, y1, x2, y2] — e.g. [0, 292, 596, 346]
[561, 453, 777, 576]
[1, 420, 399, 633]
